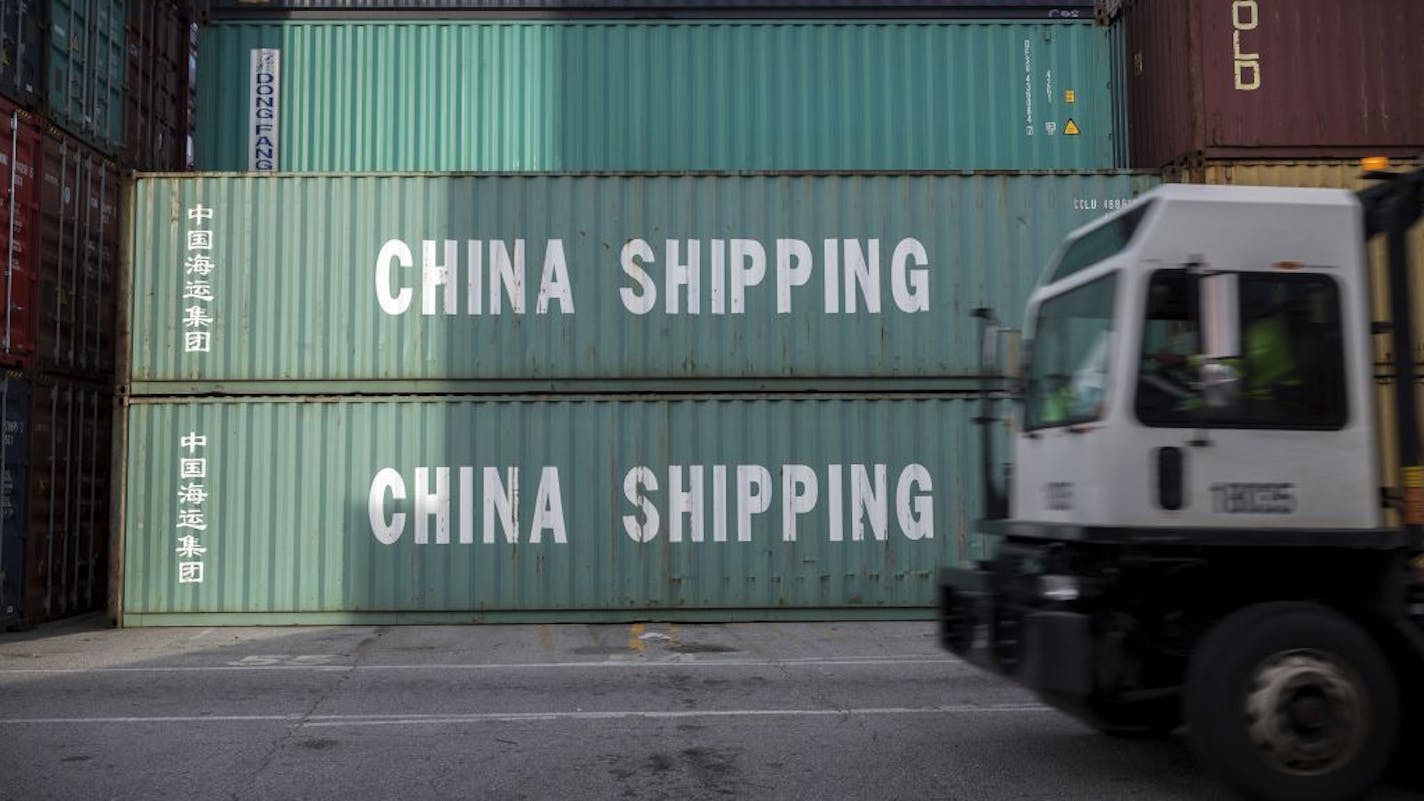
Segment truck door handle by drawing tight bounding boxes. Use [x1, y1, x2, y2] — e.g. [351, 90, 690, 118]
[1156, 447, 1185, 511]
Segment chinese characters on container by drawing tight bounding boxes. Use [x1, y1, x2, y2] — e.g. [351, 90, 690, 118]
[184, 204, 215, 354]
[176, 432, 209, 584]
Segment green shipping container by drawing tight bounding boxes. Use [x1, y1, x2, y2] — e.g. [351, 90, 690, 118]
[49, 0, 128, 155]
[195, 19, 1120, 172]
[126, 171, 1157, 391]
[118, 395, 982, 624]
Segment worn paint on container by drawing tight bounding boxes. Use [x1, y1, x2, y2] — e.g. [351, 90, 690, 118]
[195, 19, 1119, 172]
[24, 375, 111, 625]
[126, 171, 1157, 389]
[1107, 18, 1129, 168]
[48, 0, 128, 156]
[39, 125, 120, 378]
[0, 103, 43, 369]
[126, 0, 194, 171]
[120, 394, 979, 623]
[0, 1, 45, 109]
[0, 100, 43, 368]
[1120, 0, 1424, 168]
[0, 374, 31, 626]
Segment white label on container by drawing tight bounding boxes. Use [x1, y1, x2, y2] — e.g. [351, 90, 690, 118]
[249, 49, 280, 171]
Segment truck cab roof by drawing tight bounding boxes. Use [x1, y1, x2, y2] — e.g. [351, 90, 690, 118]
[1039, 182, 1364, 299]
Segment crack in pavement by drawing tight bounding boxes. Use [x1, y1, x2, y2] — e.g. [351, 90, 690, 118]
[232, 628, 389, 801]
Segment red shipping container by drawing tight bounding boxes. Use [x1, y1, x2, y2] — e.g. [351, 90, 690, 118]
[127, 0, 194, 171]
[0, 98, 41, 368]
[23, 377, 111, 626]
[1120, 0, 1424, 168]
[39, 127, 120, 378]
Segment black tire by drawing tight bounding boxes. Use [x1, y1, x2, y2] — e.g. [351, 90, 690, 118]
[1185, 602, 1399, 801]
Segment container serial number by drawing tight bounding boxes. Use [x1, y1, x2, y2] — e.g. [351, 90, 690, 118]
[1073, 198, 1133, 211]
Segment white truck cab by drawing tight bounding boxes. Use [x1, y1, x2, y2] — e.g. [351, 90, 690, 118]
[942, 167, 1424, 801]
[1016, 184, 1380, 533]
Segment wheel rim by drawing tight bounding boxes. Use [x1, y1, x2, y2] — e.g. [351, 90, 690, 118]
[1244, 648, 1369, 776]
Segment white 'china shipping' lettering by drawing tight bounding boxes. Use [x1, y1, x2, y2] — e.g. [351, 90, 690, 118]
[620, 463, 934, 543]
[618, 237, 929, 315]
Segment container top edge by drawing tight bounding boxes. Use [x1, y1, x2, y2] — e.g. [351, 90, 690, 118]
[198, 12, 1101, 23]
[133, 169, 1161, 180]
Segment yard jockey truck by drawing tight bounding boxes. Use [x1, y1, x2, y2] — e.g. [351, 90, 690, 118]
[940, 161, 1424, 800]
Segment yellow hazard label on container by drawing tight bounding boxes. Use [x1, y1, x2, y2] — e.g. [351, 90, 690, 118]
[1065, 90, 1076, 104]
[1064, 119, 1081, 136]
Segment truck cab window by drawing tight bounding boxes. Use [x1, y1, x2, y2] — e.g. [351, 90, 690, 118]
[1135, 270, 1346, 430]
[1024, 273, 1118, 430]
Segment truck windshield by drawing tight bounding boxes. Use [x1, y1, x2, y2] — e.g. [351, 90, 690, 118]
[1024, 273, 1118, 430]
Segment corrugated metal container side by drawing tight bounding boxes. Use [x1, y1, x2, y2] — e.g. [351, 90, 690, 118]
[0, 1, 45, 109]
[1106, 16, 1129, 167]
[39, 125, 120, 379]
[48, 0, 128, 156]
[126, 0, 193, 170]
[23, 375, 110, 626]
[1375, 371, 1424, 532]
[125, 171, 1157, 389]
[121, 395, 980, 624]
[0, 374, 31, 627]
[1163, 160, 1424, 370]
[184, 18, 196, 169]
[197, 0, 1097, 15]
[195, 19, 1119, 172]
[0, 100, 43, 368]
[1122, 0, 1424, 168]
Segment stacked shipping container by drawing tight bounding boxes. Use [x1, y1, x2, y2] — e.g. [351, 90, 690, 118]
[1114, 0, 1424, 168]
[120, 169, 1158, 626]
[111, 2, 1158, 626]
[0, 1, 195, 629]
[195, 17, 1120, 172]
[105, 0, 1424, 627]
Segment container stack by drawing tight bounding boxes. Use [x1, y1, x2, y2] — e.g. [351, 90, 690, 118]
[111, 0, 1162, 627]
[0, 1, 196, 629]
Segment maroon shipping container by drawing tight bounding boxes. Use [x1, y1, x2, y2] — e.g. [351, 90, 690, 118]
[0, 98, 42, 368]
[127, 0, 194, 171]
[38, 126, 120, 378]
[22, 376, 111, 626]
[1121, 0, 1424, 168]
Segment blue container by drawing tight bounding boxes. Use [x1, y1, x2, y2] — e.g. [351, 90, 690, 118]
[0, 374, 31, 626]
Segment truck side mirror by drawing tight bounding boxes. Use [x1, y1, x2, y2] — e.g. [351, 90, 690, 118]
[1199, 272, 1241, 409]
[973, 308, 1022, 395]
[1004, 328, 1023, 385]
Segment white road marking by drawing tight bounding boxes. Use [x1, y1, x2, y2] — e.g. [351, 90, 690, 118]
[0, 705, 1051, 727]
[0, 656, 972, 676]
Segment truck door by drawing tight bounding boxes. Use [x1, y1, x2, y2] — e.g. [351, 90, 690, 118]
[1129, 268, 1376, 529]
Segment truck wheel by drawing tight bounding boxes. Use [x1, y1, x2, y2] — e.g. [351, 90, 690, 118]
[1185, 602, 1399, 801]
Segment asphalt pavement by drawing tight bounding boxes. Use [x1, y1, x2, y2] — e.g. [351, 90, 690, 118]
[0, 616, 1418, 801]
